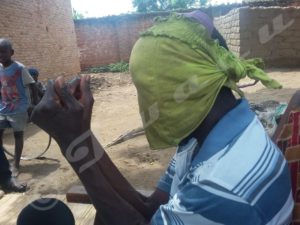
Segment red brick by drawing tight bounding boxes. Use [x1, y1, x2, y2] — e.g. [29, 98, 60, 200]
[0, 0, 80, 80]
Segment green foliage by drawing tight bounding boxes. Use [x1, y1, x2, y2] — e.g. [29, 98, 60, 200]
[108, 62, 130, 73]
[132, 0, 159, 12]
[168, 0, 197, 9]
[88, 62, 129, 73]
[132, 0, 208, 12]
[89, 65, 110, 73]
[199, 0, 208, 6]
[72, 8, 84, 20]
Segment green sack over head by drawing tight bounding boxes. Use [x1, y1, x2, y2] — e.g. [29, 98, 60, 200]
[129, 13, 281, 150]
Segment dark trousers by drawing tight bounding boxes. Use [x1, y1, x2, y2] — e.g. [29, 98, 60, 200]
[0, 147, 11, 183]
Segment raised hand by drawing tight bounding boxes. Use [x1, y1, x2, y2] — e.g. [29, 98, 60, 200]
[31, 75, 94, 151]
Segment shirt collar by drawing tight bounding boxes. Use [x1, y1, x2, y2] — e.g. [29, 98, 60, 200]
[192, 98, 255, 165]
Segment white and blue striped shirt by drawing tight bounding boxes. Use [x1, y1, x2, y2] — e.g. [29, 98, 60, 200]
[152, 99, 293, 225]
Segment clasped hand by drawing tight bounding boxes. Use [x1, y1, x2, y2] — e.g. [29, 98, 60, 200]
[31, 75, 94, 152]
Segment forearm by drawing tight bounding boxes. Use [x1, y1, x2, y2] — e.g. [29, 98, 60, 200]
[72, 162, 147, 225]
[60, 131, 148, 225]
[97, 151, 165, 220]
[87, 131, 168, 219]
[59, 130, 167, 222]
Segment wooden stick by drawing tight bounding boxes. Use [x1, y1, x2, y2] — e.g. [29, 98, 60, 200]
[105, 127, 145, 147]
[238, 80, 259, 89]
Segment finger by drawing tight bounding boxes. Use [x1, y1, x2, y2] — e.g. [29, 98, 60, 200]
[42, 80, 59, 103]
[80, 75, 94, 106]
[80, 75, 91, 92]
[54, 76, 65, 94]
[79, 75, 94, 129]
[57, 81, 82, 110]
[54, 76, 67, 107]
[68, 76, 81, 96]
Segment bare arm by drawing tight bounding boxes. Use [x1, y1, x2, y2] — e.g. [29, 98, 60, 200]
[31, 76, 168, 224]
[63, 133, 168, 223]
[96, 151, 169, 220]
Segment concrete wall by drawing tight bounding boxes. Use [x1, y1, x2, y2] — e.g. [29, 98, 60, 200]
[215, 7, 300, 67]
[0, 0, 80, 79]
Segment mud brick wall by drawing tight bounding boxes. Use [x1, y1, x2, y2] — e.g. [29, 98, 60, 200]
[214, 9, 241, 55]
[74, 5, 245, 70]
[239, 7, 300, 67]
[0, 0, 80, 79]
[76, 7, 300, 69]
[75, 8, 235, 70]
[74, 13, 168, 70]
[215, 7, 300, 67]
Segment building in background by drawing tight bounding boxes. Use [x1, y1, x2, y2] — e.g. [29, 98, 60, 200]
[0, 0, 80, 79]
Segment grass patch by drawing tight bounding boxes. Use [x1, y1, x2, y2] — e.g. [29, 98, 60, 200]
[88, 61, 129, 73]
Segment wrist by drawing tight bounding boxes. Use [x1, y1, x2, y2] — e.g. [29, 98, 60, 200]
[51, 121, 88, 147]
[57, 130, 90, 152]
[58, 130, 105, 174]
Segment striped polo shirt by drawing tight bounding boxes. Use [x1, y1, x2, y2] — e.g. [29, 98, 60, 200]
[152, 99, 293, 225]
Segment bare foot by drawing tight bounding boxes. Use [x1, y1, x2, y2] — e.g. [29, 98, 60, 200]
[1, 178, 27, 193]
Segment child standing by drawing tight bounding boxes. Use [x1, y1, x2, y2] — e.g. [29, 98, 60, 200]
[0, 38, 37, 192]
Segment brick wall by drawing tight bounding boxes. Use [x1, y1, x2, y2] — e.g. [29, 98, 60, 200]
[75, 13, 169, 70]
[0, 0, 80, 79]
[76, 7, 300, 69]
[240, 7, 300, 67]
[215, 7, 300, 67]
[214, 9, 241, 55]
[75, 7, 242, 70]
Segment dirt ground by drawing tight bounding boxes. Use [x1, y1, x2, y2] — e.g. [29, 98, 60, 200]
[3, 68, 300, 197]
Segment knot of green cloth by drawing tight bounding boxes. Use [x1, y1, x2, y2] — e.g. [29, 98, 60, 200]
[129, 14, 282, 149]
